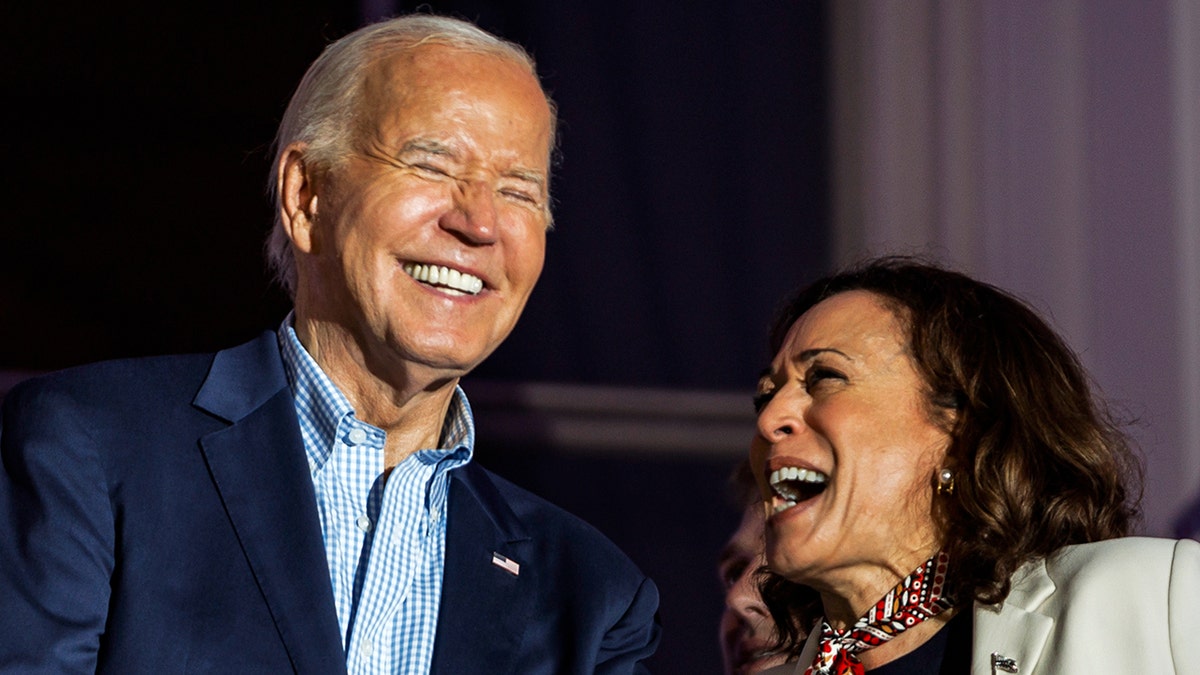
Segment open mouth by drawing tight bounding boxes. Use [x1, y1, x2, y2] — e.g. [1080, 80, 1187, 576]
[768, 466, 828, 514]
[402, 262, 484, 295]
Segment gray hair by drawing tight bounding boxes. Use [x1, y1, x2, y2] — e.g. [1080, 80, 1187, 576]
[265, 14, 556, 297]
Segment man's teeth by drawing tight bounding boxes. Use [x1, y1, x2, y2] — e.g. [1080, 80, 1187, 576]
[403, 263, 484, 295]
[769, 467, 828, 513]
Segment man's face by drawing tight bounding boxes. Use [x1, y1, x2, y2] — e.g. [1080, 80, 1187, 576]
[296, 44, 552, 379]
[718, 505, 788, 675]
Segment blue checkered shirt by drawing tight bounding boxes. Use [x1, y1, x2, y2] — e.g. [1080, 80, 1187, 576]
[278, 319, 474, 675]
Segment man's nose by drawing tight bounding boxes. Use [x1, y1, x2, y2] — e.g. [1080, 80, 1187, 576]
[440, 180, 498, 245]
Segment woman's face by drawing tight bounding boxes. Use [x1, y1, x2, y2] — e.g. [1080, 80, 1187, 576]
[751, 290, 951, 606]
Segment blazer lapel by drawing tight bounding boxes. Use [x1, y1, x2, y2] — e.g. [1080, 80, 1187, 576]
[971, 558, 1056, 675]
[430, 463, 534, 674]
[194, 332, 346, 674]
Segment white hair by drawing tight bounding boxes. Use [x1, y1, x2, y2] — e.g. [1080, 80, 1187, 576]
[265, 14, 555, 297]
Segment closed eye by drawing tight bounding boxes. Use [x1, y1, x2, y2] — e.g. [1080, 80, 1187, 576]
[753, 371, 777, 413]
[752, 390, 774, 414]
[499, 187, 539, 205]
[412, 162, 451, 177]
[804, 365, 847, 392]
[499, 169, 547, 208]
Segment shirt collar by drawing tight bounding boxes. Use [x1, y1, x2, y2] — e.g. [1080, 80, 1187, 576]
[278, 314, 475, 468]
[432, 386, 475, 466]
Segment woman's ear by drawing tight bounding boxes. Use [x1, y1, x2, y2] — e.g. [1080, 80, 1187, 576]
[278, 142, 320, 254]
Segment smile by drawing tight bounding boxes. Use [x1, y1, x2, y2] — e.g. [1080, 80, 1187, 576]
[768, 466, 828, 514]
[403, 262, 484, 295]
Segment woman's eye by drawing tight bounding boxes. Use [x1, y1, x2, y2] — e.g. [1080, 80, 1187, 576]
[752, 391, 772, 414]
[804, 367, 845, 391]
[753, 378, 776, 413]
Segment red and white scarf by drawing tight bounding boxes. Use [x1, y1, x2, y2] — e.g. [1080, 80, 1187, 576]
[804, 551, 952, 675]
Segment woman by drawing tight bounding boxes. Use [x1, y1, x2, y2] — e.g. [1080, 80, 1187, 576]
[751, 257, 1199, 674]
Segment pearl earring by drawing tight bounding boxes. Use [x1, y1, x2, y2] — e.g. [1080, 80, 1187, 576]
[936, 468, 955, 496]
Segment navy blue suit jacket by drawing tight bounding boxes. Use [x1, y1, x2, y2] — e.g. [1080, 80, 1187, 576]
[0, 332, 660, 673]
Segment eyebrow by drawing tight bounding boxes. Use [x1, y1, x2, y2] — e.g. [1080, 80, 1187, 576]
[397, 139, 547, 191]
[792, 347, 851, 363]
[503, 167, 547, 191]
[397, 138, 457, 158]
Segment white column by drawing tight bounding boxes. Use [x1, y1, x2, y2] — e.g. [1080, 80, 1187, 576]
[1169, 0, 1200, 536]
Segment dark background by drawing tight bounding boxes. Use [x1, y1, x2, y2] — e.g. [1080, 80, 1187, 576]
[2, 1, 829, 671]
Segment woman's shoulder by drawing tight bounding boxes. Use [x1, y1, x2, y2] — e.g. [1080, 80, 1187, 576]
[1042, 536, 1200, 584]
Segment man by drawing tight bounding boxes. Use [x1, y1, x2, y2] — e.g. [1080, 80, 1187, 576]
[0, 15, 660, 674]
[718, 462, 790, 675]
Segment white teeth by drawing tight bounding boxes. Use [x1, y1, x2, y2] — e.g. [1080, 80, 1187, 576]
[768, 466, 829, 510]
[768, 467, 828, 488]
[402, 263, 484, 295]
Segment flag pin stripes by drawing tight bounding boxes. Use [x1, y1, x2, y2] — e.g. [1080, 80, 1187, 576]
[491, 552, 520, 576]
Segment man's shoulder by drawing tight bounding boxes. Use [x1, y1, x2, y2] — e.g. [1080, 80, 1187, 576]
[7, 353, 207, 415]
[4, 331, 280, 416]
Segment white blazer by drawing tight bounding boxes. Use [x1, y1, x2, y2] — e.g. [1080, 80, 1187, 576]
[764, 537, 1200, 675]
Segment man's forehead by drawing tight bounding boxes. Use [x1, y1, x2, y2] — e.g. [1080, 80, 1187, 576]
[365, 43, 537, 99]
[357, 45, 551, 153]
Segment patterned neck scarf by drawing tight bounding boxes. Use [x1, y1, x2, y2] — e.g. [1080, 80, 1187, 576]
[804, 551, 952, 675]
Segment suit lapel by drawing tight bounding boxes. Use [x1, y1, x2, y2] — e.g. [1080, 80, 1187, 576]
[971, 558, 1056, 675]
[430, 463, 534, 674]
[194, 333, 346, 674]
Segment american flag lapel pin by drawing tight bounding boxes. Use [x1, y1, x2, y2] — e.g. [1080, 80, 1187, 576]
[491, 552, 520, 576]
[990, 652, 1018, 673]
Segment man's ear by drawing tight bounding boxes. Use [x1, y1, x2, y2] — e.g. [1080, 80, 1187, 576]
[278, 142, 320, 254]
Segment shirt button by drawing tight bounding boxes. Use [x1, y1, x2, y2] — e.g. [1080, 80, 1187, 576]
[361, 639, 374, 658]
[348, 428, 368, 445]
[356, 515, 372, 532]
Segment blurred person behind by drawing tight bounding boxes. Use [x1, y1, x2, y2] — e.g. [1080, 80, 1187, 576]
[719, 460, 791, 675]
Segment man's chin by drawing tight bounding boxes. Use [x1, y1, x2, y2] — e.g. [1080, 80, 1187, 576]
[391, 324, 509, 373]
[381, 334, 493, 378]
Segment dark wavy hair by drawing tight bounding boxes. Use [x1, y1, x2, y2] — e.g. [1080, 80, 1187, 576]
[758, 256, 1143, 653]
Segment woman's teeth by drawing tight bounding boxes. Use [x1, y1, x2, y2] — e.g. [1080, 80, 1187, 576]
[403, 263, 484, 295]
[769, 466, 828, 513]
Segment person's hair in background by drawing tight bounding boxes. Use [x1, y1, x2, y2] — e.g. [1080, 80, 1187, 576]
[718, 460, 791, 675]
[265, 14, 558, 297]
[759, 255, 1143, 654]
